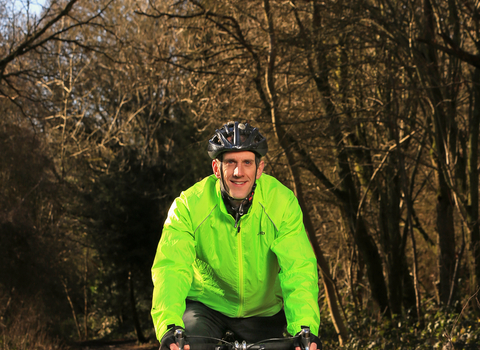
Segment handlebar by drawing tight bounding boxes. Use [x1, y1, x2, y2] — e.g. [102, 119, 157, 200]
[173, 328, 311, 350]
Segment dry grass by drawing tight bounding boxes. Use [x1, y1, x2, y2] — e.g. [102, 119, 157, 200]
[0, 305, 67, 350]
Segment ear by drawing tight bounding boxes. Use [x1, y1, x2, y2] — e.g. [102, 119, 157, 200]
[212, 159, 221, 179]
[256, 160, 265, 180]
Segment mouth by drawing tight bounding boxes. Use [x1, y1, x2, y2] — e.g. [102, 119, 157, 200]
[231, 180, 247, 186]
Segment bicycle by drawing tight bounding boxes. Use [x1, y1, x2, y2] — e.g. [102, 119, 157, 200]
[173, 327, 315, 350]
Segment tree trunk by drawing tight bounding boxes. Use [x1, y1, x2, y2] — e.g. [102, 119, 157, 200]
[84, 248, 88, 340]
[421, 0, 457, 305]
[62, 279, 82, 340]
[469, 68, 480, 293]
[287, 144, 349, 345]
[304, 1, 391, 317]
[129, 271, 146, 343]
[270, 112, 349, 345]
[436, 185, 456, 304]
[262, 0, 348, 344]
[394, 119, 423, 322]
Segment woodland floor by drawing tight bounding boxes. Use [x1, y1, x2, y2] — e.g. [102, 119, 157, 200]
[71, 339, 160, 350]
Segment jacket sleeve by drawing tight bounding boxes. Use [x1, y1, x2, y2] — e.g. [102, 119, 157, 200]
[151, 193, 196, 341]
[270, 193, 321, 337]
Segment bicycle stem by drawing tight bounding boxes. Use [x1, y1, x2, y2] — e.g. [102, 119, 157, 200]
[233, 340, 248, 350]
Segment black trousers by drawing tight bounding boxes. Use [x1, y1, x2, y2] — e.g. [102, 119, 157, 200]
[182, 300, 287, 345]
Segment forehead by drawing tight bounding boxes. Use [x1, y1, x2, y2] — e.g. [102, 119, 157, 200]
[222, 151, 256, 161]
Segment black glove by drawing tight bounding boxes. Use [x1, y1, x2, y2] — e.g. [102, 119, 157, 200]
[294, 326, 322, 350]
[160, 324, 188, 350]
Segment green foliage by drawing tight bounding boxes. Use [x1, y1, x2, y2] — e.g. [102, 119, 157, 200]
[320, 300, 480, 349]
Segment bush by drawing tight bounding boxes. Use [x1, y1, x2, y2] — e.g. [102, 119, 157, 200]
[319, 299, 480, 349]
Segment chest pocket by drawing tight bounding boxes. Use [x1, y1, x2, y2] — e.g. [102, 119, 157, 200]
[256, 213, 276, 248]
[244, 210, 278, 271]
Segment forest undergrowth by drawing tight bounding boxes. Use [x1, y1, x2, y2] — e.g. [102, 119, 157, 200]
[0, 307, 67, 350]
[319, 297, 480, 349]
[3, 299, 480, 350]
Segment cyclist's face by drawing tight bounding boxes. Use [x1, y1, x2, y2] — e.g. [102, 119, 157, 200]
[212, 151, 264, 200]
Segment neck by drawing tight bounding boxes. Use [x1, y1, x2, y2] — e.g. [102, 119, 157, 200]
[221, 184, 256, 221]
[229, 198, 243, 209]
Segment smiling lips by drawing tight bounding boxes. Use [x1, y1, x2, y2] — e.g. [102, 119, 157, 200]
[229, 178, 251, 199]
[231, 180, 247, 185]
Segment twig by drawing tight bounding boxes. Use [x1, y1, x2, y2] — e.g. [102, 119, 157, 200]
[443, 287, 480, 343]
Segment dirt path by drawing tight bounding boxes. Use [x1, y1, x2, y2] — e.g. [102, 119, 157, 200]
[72, 339, 159, 350]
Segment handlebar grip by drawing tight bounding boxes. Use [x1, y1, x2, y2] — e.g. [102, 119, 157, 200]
[300, 328, 311, 350]
[175, 329, 185, 350]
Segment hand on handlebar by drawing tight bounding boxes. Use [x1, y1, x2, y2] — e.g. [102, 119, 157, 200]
[294, 327, 322, 350]
[169, 343, 190, 350]
[295, 343, 317, 350]
[163, 325, 321, 350]
[161, 325, 190, 350]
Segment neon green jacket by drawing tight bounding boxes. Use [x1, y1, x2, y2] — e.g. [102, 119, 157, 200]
[151, 174, 320, 340]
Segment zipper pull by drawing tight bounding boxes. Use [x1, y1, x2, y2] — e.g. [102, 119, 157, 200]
[234, 211, 240, 229]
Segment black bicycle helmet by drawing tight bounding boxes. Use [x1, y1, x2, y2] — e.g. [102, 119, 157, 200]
[208, 121, 268, 159]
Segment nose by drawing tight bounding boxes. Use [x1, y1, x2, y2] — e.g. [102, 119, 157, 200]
[233, 164, 244, 177]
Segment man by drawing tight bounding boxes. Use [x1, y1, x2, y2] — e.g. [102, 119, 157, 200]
[151, 122, 321, 350]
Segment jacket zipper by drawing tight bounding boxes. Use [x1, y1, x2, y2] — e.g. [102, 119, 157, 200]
[234, 201, 244, 228]
[236, 223, 244, 317]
